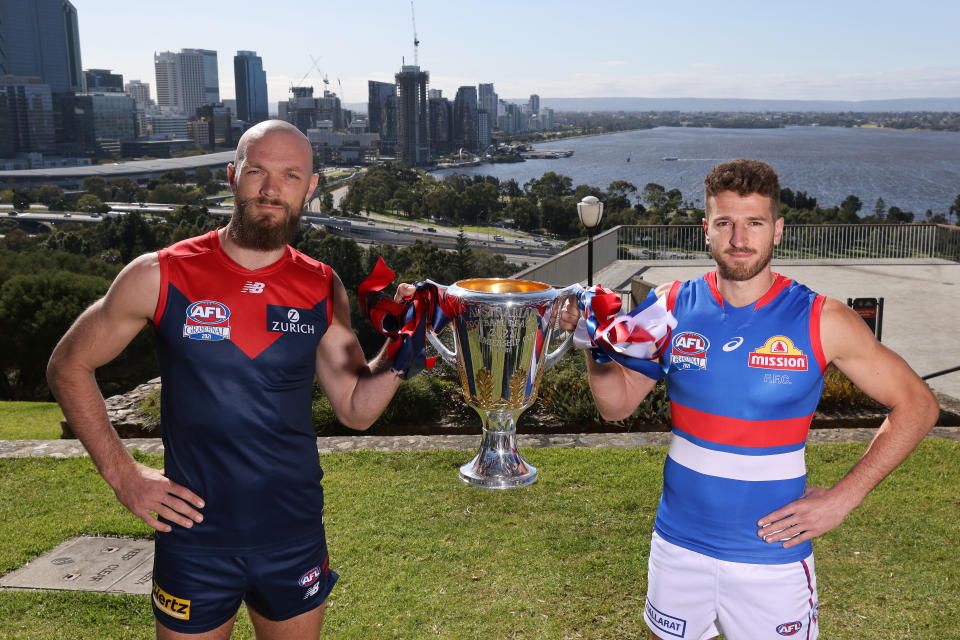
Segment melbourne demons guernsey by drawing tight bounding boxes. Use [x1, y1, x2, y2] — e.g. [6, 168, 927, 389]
[655, 271, 827, 564]
[152, 229, 333, 554]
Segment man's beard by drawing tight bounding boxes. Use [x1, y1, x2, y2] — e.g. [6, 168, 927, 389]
[711, 242, 773, 281]
[229, 197, 301, 251]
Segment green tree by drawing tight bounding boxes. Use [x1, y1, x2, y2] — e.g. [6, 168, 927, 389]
[77, 194, 109, 213]
[32, 184, 65, 208]
[451, 229, 476, 280]
[0, 270, 110, 399]
[194, 167, 212, 186]
[874, 197, 886, 221]
[949, 194, 960, 224]
[83, 176, 108, 199]
[11, 191, 30, 210]
[643, 183, 668, 211]
[839, 195, 862, 223]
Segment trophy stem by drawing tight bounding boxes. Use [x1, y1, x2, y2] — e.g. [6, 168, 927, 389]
[459, 410, 537, 489]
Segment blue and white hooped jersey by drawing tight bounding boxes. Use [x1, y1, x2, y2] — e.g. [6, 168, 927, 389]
[153, 230, 334, 555]
[654, 272, 827, 564]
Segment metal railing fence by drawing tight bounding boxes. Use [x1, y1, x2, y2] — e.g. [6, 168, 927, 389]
[616, 224, 960, 262]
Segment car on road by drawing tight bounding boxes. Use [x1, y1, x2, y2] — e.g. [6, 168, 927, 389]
[514, 239, 525, 244]
[367, 221, 376, 226]
[63, 213, 72, 218]
[493, 234, 504, 241]
[7, 211, 18, 216]
[426, 227, 436, 232]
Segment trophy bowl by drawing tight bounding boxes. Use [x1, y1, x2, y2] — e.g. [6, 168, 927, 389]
[427, 278, 578, 489]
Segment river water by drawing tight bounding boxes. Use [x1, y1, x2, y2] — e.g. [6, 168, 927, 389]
[434, 127, 960, 216]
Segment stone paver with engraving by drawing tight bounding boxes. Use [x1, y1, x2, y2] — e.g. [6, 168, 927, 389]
[0, 536, 154, 595]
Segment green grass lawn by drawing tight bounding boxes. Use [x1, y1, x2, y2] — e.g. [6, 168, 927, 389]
[0, 402, 64, 440]
[1, 443, 958, 639]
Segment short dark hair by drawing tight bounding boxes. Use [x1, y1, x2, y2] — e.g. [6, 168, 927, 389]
[704, 159, 780, 218]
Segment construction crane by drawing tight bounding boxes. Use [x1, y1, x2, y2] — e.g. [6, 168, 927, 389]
[410, 0, 420, 67]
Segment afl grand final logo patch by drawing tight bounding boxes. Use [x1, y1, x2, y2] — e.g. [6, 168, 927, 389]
[183, 300, 231, 342]
[748, 335, 808, 371]
[671, 331, 709, 371]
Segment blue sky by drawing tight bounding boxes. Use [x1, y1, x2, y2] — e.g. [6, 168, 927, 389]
[76, 0, 960, 105]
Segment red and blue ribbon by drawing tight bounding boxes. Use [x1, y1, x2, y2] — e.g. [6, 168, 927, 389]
[575, 286, 676, 380]
[358, 257, 454, 379]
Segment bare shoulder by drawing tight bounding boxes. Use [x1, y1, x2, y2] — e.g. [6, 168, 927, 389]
[102, 252, 161, 320]
[818, 296, 881, 365]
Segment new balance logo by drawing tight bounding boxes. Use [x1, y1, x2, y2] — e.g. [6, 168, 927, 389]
[241, 281, 265, 294]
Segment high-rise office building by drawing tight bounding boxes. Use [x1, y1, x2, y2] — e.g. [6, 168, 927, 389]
[367, 80, 397, 154]
[0, 0, 82, 93]
[528, 94, 540, 115]
[84, 69, 123, 92]
[234, 50, 268, 125]
[154, 48, 219, 115]
[0, 76, 56, 154]
[124, 80, 152, 109]
[395, 65, 429, 165]
[478, 83, 497, 132]
[427, 91, 451, 155]
[453, 86, 478, 152]
[281, 86, 344, 133]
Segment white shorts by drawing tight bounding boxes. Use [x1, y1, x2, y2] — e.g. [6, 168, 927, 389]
[644, 531, 819, 640]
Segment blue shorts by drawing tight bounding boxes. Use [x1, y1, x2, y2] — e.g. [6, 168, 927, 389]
[151, 534, 339, 634]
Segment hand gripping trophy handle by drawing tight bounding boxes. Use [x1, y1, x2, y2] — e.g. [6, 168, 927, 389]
[426, 280, 582, 488]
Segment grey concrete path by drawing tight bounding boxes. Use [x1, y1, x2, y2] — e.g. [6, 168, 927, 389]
[2, 426, 959, 459]
[596, 259, 960, 399]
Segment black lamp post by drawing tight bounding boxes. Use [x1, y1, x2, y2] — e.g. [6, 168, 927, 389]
[577, 195, 604, 286]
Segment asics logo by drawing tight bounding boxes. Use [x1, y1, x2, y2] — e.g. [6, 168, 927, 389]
[722, 337, 744, 352]
[241, 281, 265, 294]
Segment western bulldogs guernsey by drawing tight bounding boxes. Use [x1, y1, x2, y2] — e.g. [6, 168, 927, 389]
[655, 271, 827, 564]
[152, 229, 333, 554]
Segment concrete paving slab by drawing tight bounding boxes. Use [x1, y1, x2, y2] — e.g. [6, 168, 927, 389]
[0, 536, 153, 595]
[596, 259, 960, 399]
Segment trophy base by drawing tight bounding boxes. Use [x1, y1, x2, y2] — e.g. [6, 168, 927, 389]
[458, 427, 537, 489]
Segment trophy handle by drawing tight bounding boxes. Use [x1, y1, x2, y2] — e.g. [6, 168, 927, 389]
[426, 329, 457, 367]
[543, 284, 583, 371]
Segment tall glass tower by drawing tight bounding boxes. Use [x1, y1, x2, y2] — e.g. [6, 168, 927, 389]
[234, 51, 268, 124]
[0, 0, 83, 93]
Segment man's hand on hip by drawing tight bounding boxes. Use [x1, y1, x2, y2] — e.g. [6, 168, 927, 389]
[757, 484, 853, 548]
[114, 463, 205, 533]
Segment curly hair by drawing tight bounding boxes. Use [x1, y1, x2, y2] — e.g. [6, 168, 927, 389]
[704, 159, 780, 218]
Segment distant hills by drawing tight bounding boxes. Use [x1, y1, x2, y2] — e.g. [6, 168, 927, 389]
[511, 97, 960, 113]
[342, 97, 960, 114]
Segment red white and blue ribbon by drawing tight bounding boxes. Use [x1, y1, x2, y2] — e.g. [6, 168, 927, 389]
[358, 257, 454, 379]
[574, 286, 677, 380]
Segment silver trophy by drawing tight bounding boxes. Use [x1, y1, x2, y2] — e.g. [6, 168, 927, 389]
[427, 278, 579, 489]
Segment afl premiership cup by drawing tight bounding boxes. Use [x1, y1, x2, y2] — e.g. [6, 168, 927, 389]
[427, 278, 579, 488]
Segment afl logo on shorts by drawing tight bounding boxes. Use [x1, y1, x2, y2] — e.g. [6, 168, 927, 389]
[776, 620, 803, 635]
[299, 566, 321, 587]
[671, 331, 709, 371]
[183, 300, 232, 342]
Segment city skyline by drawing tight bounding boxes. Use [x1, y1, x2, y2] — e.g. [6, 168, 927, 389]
[74, 0, 960, 108]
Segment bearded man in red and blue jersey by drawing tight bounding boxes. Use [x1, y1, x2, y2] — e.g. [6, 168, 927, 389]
[48, 121, 411, 639]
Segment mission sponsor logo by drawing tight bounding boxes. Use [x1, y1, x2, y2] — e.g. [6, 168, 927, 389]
[152, 580, 191, 620]
[267, 305, 316, 335]
[748, 335, 808, 371]
[183, 300, 231, 341]
[671, 331, 709, 371]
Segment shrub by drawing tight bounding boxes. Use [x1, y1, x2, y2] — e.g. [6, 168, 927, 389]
[540, 353, 671, 428]
[817, 367, 884, 413]
[311, 371, 457, 436]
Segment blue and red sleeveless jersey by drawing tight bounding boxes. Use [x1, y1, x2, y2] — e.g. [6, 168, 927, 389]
[654, 272, 827, 564]
[152, 229, 334, 554]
